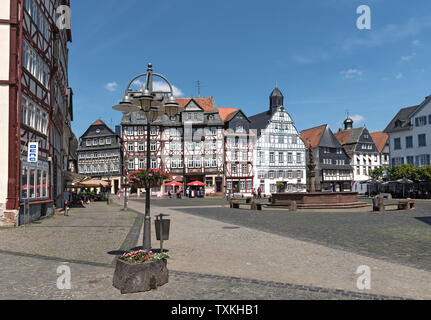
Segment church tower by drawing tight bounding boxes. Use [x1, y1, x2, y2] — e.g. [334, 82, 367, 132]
[270, 87, 284, 111]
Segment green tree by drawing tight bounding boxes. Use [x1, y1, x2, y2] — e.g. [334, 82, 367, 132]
[388, 164, 417, 181]
[369, 167, 384, 181]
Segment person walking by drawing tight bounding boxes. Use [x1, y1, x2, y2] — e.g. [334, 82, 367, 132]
[257, 187, 262, 199]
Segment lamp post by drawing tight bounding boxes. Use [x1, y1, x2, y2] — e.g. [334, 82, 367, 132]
[112, 63, 181, 251]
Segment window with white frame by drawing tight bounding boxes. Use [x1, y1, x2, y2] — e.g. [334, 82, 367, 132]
[128, 159, 135, 170]
[20, 164, 49, 200]
[22, 41, 50, 88]
[139, 159, 145, 169]
[128, 143, 134, 152]
[21, 96, 48, 135]
[150, 142, 156, 152]
[151, 159, 157, 169]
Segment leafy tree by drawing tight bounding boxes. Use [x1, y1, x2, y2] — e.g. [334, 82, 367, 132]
[369, 167, 384, 181]
[387, 164, 431, 182]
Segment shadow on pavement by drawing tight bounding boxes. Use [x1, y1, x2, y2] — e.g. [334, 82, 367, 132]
[415, 216, 431, 226]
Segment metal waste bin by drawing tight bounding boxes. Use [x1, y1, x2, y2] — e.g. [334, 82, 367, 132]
[155, 214, 170, 241]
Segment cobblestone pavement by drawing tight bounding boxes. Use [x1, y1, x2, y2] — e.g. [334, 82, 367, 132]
[0, 200, 429, 300]
[0, 251, 402, 300]
[127, 199, 431, 299]
[140, 197, 431, 272]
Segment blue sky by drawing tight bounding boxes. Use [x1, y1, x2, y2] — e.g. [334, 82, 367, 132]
[69, 0, 431, 138]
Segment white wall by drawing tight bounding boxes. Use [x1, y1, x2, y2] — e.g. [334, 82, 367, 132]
[389, 99, 431, 166]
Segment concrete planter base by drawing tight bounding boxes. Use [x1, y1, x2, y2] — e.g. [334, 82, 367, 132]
[113, 258, 168, 294]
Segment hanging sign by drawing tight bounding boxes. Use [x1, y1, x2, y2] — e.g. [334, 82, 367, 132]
[27, 142, 38, 163]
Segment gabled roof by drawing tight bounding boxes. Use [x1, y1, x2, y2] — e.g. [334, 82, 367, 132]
[300, 125, 327, 148]
[217, 107, 238, 122]
[248, 110, 274, 135]
[176, 97, 215, 112]
[384, 105, 421, 133]
[301, 124, 342, 149]
[371, 131, 389, 153]
[334, 127, 364, 145]
[91, 120, 105, 126]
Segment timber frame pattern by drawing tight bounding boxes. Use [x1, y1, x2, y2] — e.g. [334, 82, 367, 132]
[6, 0, 72, 212]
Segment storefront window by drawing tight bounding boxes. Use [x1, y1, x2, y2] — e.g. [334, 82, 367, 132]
[29, 169, 35, 198]
[36, 169, 42, 198]
[21, 168, 28, 199]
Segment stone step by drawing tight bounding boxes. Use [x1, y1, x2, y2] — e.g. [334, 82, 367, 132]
[0, 218, 15, 227]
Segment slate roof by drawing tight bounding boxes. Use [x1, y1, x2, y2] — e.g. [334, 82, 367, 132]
[300, 125, 327, 148]
[384, 105, 420, 133]
[371, 131, 389, 153]
[248, 110, 274, 136]
[300, 125, 342, 149]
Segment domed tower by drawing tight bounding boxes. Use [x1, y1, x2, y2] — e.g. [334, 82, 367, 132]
[270, 86, 284, 111]
[344, 114, 354, 130]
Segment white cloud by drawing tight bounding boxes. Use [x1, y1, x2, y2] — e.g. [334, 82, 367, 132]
[341, 69, 363, 79]
[401, 53, 416, 61]
[343, 17, 431, 50]
[131, 80, 183, 97]
[105, 82, 118, 92]
[350, 114, 365, 124]
[395, 73, 404, 80]
[412, 39, 421, 46]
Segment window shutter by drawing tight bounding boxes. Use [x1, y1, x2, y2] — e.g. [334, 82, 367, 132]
[415, 118, 419, 127]
[415, 156, 419, 167]
[427, 155, 430, 166]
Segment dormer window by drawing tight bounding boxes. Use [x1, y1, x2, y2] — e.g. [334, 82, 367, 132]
[96, 128, 101, 134]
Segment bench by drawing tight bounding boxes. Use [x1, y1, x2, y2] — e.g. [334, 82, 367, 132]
[398, 199, 415, 210]
[230, 200, 262, 211]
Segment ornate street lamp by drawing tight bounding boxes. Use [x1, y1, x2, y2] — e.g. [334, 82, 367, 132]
[112, 63, 182, 251]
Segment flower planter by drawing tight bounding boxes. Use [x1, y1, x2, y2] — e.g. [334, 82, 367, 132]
[113, 258, 168, 294]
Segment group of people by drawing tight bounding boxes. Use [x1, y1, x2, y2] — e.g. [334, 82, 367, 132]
[167, 187, 206, 198]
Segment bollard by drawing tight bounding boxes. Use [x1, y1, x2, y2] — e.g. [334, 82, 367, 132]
[290, 201, 297, 212]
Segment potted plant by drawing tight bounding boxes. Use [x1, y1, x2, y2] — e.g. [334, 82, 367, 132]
[128, 168, 171, 189]
[113, 250, 169, 294]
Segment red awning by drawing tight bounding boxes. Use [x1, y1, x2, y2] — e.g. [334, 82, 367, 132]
[187, 181, 205, 187]
[166, 181, 183, 187]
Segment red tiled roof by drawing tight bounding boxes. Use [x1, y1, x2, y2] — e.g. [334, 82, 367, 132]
[334, 129, 352, 145]
[300, 125, 327, 148]
[91, 120, 105, 126]
[175, 97, 215, 112]
[371, 131, 389, 153]
[217, 107, 238, 122]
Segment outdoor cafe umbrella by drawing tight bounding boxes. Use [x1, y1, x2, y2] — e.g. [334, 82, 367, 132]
[165, 181, 183, 187]
[187, 181, 205, 187]
[360, 179, 379, 197]
[396, 178, 414, 198]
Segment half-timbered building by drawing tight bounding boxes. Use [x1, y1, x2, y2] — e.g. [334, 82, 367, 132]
[334, 116, 383, 193]
[218, 107, 255, 196]
[121, 97, 225, 197]
[0, 0, 74, 226]
[249, 88, 307, 196]
[77, 120, 123, 194]
[301, 125, 354, 192]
